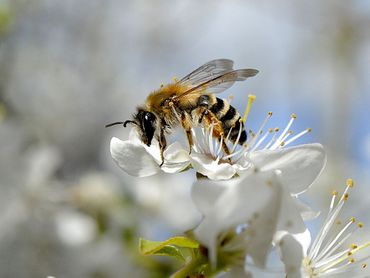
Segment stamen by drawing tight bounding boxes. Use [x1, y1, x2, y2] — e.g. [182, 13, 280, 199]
[283, 128, 312, 147]
[317, 225, 358, 264]
[250, 128, 273, 151]
[216, 136, 224, 158]
[329, 191, 338, 212]
[309, 185, 352, 259]
[263, 128, 279, 150]
[224, 127, 234, 144]
[278, 130, 293, 148]
[173, 76, 178, 82]
[314, 218, 357, 262]
[224, 147, 245, 160]
[208, 124, 215, 155]
[271, 114, 296, 149]
[160, 83, 164, 88]
[247, 112, 272, 150]
[242, 94, 256, 123]
[231, 119, 244, 154]
[346, 178, 354, 188]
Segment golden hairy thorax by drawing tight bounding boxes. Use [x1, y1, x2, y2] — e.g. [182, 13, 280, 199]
[145, 83, 212, 125]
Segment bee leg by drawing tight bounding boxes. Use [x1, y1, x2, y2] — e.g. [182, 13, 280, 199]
[180, 112, 193, 154]
[158, 128, 167, 167]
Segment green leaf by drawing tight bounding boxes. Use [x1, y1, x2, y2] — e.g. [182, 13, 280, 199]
[151, 245, 186, 262]
[139, 236, 200, 262]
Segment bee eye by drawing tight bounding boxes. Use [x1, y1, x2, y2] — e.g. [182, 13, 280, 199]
[142, 112, 156, 146]
[144, 113, 153, 121]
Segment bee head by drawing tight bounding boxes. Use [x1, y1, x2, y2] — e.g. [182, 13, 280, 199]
[105, 109, 157, 147]
[130, 109, 157, 147]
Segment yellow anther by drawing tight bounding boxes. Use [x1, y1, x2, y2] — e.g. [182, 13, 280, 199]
[336, 220, 342, 225]
[160, 83, 164, 88]
[291, 113, 297, 119]
[351, 217, 356, 223]
[362, 263, 367, 268]
[228, 95, 234, 101]
[351, 244, 358, 249]
[242, 94, 256, 123]
[344, 193, 349, 201]
[268, 128, 273, 133]
[346, 178, 354, 188]
[274, 127, 279, 132]
[348, 251, 353, 256]
[280, 142, 285, 147]
[268, 111, 273, 116]
[349, 258, 355, 263]
[307, 128, 312, 132]
[332, 190, 338, 196]
[288, 130, 293, 134]
[173, 76, 178, 82]
[358, 222, 364, 228]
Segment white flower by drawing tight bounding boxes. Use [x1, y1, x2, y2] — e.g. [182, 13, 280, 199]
[191, 171, 322, 268]
[110, 112, 325, 182]
[279, 179, 370, 278]
[190, 142, 326, 271]
[110, 129, 190, 177]
[190, 112, 322, 181]
[191, 170, 284, 268]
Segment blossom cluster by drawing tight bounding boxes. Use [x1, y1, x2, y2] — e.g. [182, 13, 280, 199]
[109, 99, 370, 277]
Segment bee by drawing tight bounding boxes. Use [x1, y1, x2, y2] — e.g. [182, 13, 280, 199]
[106, 59, 258, 165]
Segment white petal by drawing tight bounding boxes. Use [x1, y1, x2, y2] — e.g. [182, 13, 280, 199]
[276, 188, 307, 235]
[295, 199, 320, 221]
[278, 234, 304, 278]
[160, 142, 190, 173]
[193, 171, 281, 266]
[246, 180, 283, 267]
[128, 128, 141, 143]
[249, 143, 326, 195]
[191, 178, 237, 215]
[190, 153, 236, 180]
[110, 137, 160, 177]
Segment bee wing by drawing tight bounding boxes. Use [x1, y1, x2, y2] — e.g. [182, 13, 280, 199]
[174, 68, 258, 100]
[178, 59, 234, 87]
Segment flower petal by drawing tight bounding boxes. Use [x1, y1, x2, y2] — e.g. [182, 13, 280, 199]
[295, 198, 320, 221]
[110, 137, 160, 177]
[191, 178, 237, 215]
[190, 153, 236, 180]
[278, 233, 304, 278]
[249, 143, 326, 195]
[276, 188, 307, 235]
[193, 171, 281, 266]
[160, 142, 190, 173]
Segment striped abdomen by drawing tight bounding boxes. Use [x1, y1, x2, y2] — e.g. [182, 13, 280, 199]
[209, 97, 247, 145]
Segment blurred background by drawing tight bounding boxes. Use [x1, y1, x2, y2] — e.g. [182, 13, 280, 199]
[0, 0, 369, 277]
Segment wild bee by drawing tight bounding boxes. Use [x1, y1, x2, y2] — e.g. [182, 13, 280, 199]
[106, 59, 258, 165]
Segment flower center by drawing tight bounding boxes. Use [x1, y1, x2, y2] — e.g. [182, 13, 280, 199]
[192, 95, 312, 166]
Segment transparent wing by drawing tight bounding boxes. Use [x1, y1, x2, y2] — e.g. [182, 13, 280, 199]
[178, 59, 234, 88]
[174, 68, 259, 100]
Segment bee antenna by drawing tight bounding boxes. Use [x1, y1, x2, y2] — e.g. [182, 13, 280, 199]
[123, 120, 137, 127]
[105, 121, 125, 128]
